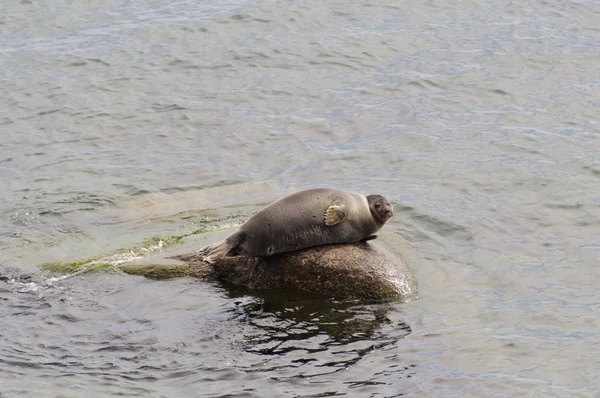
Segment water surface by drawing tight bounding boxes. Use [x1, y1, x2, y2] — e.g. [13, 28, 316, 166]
[1, 0, 599, 396]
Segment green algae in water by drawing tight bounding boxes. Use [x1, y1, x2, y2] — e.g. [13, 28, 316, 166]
[40, 223, 231, 275]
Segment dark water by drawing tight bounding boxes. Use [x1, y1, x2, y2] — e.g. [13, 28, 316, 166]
[2, 0, 600, 396]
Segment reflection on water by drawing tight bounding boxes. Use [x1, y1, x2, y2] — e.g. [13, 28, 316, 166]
[225, 285, 416, 386]
[0, 273, 417, 396]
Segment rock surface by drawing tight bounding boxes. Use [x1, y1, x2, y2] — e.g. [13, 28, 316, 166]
[120, 241, 417, 301]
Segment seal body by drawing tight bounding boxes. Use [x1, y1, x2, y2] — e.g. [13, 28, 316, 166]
[199, 188, 393, 263]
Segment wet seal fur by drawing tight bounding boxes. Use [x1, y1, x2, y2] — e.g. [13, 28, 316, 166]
[198, 188, 394, 263]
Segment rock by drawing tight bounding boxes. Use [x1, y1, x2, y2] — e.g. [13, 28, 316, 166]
[119, 241, 417, 301]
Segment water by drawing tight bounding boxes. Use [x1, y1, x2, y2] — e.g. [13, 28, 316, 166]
[1, 0, 599, 396]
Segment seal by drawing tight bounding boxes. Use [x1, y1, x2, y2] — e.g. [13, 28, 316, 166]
[198, 188, 394, 263]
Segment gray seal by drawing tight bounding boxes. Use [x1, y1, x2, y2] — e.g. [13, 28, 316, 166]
[199, 188, 394, 263]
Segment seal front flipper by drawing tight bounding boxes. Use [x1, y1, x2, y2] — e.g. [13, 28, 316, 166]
[324, 201, 347, 226]
[361, 234, 377, 241]
[198, 231, 243, 263]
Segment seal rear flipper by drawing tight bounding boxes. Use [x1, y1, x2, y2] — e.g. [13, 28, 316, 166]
[324, 201, 347, 226]
[198, 232, 243, 264]
[361, 234, 377, 242]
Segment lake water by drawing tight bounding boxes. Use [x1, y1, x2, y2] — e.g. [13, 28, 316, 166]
[1, 0, 599, 396]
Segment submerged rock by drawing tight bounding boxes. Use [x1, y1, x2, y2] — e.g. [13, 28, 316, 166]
[120, 242, 417, 301]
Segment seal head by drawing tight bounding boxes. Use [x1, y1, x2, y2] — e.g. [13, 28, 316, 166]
[366, 194, 394, 227]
